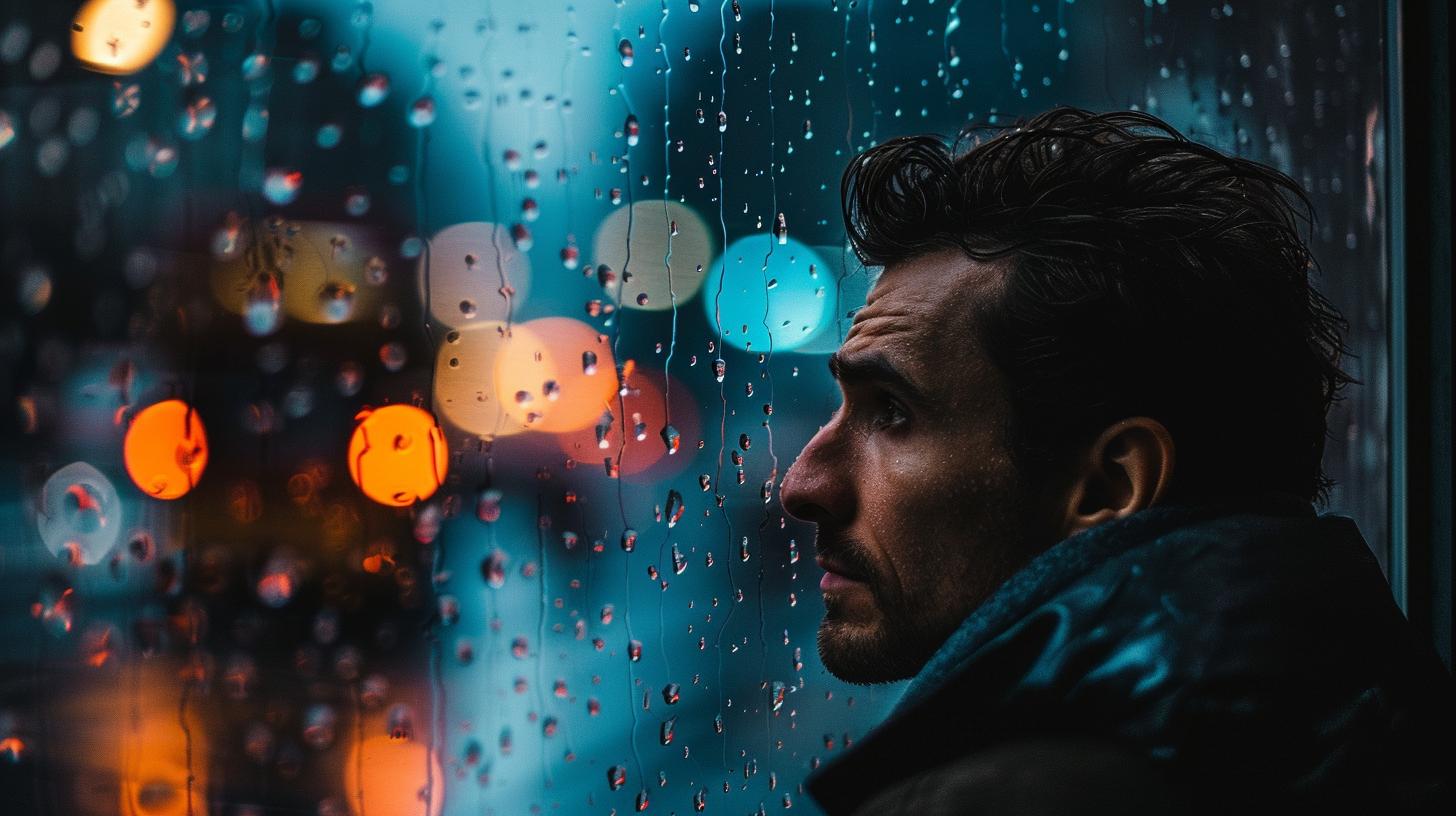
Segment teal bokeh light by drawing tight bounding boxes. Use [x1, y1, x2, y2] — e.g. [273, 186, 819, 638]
[702, 236, 831, 353]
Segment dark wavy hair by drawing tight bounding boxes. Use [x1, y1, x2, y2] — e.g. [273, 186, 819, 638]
[840, 106, 1356, 506]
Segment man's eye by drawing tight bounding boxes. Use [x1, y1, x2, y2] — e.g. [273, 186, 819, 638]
[873, 397, 909, 429]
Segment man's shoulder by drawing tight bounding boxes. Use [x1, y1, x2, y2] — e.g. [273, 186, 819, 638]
[807, 503, 1454, 814]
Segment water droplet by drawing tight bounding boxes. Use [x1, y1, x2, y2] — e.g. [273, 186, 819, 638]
[356, 73, 390, 107]
[594, 409, 614, 448]
[262, 168, 302, 205]
[618, 39, 634, 67]
[620, 528, 638, 552]
[177, 52, 208, 86]
[319, 281, 356, 322]
[408, 96, 436, 127]
[344, 189, 371, 216]
[379, 341, 407, 372]
[244, 274, 282, 335]
[177, 96, 216, 140]
[257, 551, 300, 607]
[386, 703, 414, 740]
[661, 424, 681, 454]
[664, 489, 684, 527]
[625, 113, 640, 147]
[242, 52, 270, 80]
[315, 122, 342, 148]
[509, 223, 532, 251]
[660, 716, 677, 745]
[717, 111, 728, 132]
[111, 82, 141, 118]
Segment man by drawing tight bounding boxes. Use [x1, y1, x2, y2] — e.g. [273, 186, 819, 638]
[781, 107, 1453, 814]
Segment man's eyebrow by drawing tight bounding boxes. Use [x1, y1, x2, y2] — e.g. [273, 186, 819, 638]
[828, 350, 930, 404]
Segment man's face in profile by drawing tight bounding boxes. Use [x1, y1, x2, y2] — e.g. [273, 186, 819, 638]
[781, 249, 1041, 683]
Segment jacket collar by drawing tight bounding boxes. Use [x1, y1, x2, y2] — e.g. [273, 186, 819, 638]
[893, 491, 1315, 714]
[806, 491, 1318, 813]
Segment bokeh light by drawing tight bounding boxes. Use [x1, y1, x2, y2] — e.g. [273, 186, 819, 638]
[702, 237, 833, 353]
[494, 317, 617, 434]
[119, 667, 210, 816]
[343, 734, 445, 816]
[123, 399, 208, 500]
[347, 405, 449, 507]
[433, 321, 525, 440]
[592, 199, 713, 311]
[209, 220, 388, 328]
[36, 462, 123, 566]
[554, 366, 700, 480]
[70, 0, 176, 76]
[418, 222, 532, 330]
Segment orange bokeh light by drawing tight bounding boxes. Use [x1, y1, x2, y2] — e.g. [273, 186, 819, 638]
[123, 399, 208, 500]
[343, 735, 445, 816]
[495, 317, 617, 434]
[120, 665, 210, 816]
[71, 0, 177, 76]
[347, 405, 449, 507]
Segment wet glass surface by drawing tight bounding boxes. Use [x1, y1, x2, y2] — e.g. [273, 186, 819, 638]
[0, 1, 1389, 813]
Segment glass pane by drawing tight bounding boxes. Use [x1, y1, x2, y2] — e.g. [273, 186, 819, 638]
[0, 1, 1389, 814]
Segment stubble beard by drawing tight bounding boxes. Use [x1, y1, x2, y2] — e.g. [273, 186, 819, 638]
[815, 475, 1033, 685]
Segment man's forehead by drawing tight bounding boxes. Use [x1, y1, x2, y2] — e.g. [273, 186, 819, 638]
[845, 251, 1004, 346]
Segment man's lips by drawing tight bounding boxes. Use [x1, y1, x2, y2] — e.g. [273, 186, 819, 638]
[816, 555, 869, 592]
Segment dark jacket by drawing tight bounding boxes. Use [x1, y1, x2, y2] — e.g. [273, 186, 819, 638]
[806, 494, 1453, 814]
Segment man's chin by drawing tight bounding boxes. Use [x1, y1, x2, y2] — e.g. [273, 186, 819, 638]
[817, 617, 921, 685]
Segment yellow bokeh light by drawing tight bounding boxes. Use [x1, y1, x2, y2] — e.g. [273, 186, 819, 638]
[432, 321, 526, 440]
[494, 317, 617, 434]
[123, 399, 208, 500]
[71, 0, 176, 76]
[347, 405, 449, 507]
[593, 199, 713, 311]
[343, 735, 444, 816]
[210, 220, 387, 326]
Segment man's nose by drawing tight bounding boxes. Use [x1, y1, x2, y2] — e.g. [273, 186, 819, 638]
[780, 423, 853, 525]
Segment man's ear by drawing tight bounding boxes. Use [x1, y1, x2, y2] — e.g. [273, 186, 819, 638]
[1057, 417, 1175, 540]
